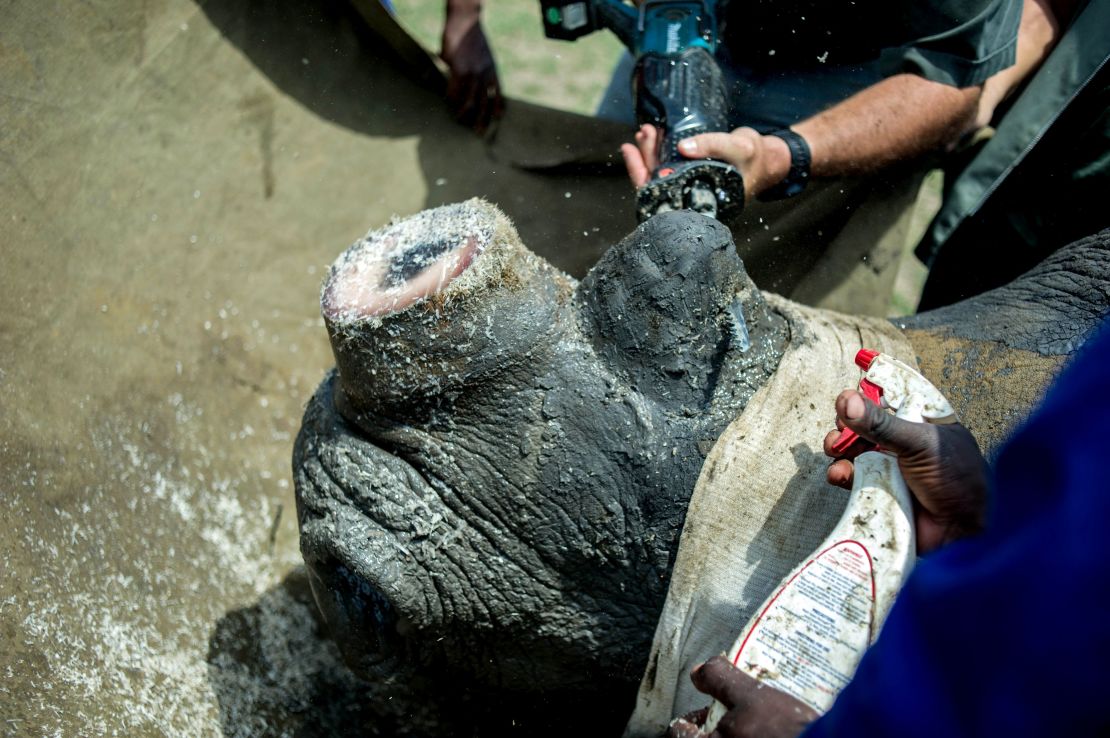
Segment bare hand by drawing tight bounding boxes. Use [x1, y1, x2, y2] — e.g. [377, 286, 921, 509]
[441, 9, 503, 134]
[620, 124, 791, 198]
[619, 124, 660, 188]
[667, 656, 817, 738]
[824, 390, 988, 552]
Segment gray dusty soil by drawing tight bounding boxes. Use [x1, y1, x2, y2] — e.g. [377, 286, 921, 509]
[0, 1, 635, 735]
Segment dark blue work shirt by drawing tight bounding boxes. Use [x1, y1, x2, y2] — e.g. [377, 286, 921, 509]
[804, 322, 1110, 737]
[722, 0, 1020, 86]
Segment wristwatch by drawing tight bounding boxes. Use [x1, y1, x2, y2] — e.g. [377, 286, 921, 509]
[759, 128, 811, 201]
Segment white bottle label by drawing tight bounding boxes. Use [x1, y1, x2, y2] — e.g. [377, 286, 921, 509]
[732, 540, 875, 713]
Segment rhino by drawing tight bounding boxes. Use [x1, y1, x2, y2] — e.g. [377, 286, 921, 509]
[293, 199, 1109, 736]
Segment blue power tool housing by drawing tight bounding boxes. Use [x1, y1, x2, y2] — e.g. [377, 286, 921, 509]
[540, 0, 745, 222]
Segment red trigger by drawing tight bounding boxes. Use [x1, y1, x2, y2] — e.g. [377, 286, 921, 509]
[859, 377, 883, 404]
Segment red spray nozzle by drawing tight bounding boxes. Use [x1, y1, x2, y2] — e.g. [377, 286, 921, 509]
[855, 349, 880, 370]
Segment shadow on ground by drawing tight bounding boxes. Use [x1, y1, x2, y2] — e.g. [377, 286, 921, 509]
[207, 568, 631, 737]
[194, 0, 637, 278]
[206, 569, 375, 737]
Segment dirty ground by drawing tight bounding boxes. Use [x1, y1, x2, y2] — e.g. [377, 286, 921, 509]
[0, 0, 636, 735]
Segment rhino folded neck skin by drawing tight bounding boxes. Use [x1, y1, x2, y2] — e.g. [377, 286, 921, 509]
[296, 200, 788, 731]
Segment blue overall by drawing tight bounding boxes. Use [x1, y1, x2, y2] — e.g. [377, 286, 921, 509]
[804, 320, 1110, 737]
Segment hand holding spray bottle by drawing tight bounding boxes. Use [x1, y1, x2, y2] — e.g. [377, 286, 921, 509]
[703, 349, 955, 731]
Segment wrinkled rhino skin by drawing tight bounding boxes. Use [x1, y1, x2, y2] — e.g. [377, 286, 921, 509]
[295, 205, 787, 733]
[295, 208, 1110, 735]
[901, 228, 1110, 458]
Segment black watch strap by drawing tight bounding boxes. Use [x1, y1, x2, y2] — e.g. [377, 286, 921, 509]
[759, 128, 811, 201]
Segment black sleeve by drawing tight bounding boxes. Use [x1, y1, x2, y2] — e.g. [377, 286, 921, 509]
[878, 0, 1022, 87]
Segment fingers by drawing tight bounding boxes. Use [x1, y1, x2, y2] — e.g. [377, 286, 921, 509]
[669, 708, 708, 738]
[621, 143, 650, 187]
[622, 125, 661, 187]
[683, 707, 709, 726]
[447, 71, 502, 134]
[691, 656, 756, 710]
[490, 79, 505, 120]
[446, 75, 480, 128]
[470, 73, 498, 134]
[826, 458, 854, 489]
[691, 657, 819, 737]
[834, 389, 934, 458]
[822, 425, 874, 461]
[668, 717, 706, 738]
[473, 82, 497, 135]
[678, 130, 757, 165]
[637, 124, 660, 172]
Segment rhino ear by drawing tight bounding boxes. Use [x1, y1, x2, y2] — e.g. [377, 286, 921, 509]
[577, 211, 753, 407]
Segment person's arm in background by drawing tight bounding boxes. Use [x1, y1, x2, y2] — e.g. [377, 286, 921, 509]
[624, 0, 1071, 197]
[441, 0, 504, 133]
[972, 0, 1068, 128]
[622, 73, 982, 198]
[793, 76, 980, 178]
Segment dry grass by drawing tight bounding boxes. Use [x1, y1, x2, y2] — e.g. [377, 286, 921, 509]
[391, 0, 624, 115]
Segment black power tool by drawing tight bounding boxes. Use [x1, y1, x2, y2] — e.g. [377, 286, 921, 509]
[541, 0, 743, 222]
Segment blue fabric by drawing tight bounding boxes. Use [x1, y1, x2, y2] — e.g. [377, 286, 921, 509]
[720, 0, 1020, 88]
[595, 0, 1021, 130]
[804, 321, 1110, 737]
[595, 52, 636, 124]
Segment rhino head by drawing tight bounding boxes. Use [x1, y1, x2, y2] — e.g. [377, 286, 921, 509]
[294, 200, 787, 731]
[294, 199, 1110, 734]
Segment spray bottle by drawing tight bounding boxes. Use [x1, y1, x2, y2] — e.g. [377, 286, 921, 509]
[703, 349, 955, 730]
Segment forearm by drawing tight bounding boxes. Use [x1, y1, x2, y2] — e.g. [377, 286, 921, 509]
[975, 0, 1063, 128]
[441, 0, 483, 61]
[444, 0, 483, 44]
[643, 69, 982, 196]
[793, 74, 981, 177]
[446, 0, 482, 20]
[441, 0, 501, 132]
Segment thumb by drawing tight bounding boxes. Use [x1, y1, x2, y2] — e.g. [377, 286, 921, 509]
[678, 132, 754, 163]
[667, 718, 705, 738]
[837, 390, 932, 458]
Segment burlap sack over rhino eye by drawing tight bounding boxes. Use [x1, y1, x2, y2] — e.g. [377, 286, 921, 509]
[624, 296, 916, 737]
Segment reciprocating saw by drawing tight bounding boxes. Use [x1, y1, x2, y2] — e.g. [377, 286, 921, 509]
[540, 0, 744, 222]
